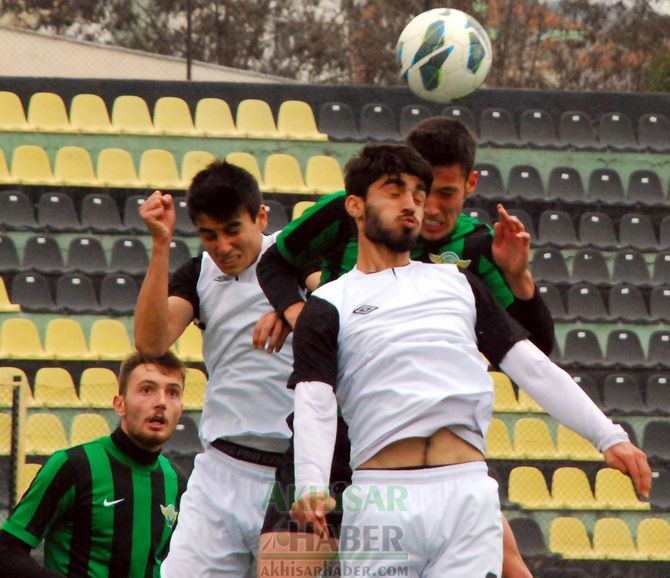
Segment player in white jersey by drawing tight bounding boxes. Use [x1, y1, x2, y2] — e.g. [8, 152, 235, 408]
[134, 161, 294, 577]
[289, 144, 652, 578]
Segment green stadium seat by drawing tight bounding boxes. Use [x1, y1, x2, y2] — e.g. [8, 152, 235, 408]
[277, 100, 327, 141]
[69, 93, 114, 133]
[27, 92, 74, 132]
[154, 96, 198, 136]
[194, 97, 240, 137]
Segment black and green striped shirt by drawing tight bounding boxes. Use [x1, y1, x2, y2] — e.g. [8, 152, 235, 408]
[1, 427, 181, 577]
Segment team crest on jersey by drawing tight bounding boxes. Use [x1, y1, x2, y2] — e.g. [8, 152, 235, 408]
[160, 504, 178, 528]
[353, 305, 378, 315]
[428, 251, 471, 268]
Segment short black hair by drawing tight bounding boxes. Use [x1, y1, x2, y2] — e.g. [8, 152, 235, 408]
[187, 160, 262, 223]
[405, 117, 476, 176]
[344, 144, 433, 199]
[118, 350, 186, 395]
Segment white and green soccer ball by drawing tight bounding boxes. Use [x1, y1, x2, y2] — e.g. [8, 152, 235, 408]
[396, 8, 492, 103]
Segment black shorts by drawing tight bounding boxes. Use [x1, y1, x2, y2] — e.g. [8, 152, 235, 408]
[261, 414, 352, 538]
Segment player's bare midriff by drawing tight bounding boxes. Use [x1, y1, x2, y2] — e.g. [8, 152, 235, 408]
[358, 426, 485, 469]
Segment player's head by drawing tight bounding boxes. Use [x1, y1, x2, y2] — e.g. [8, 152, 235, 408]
[344, 144, 430, 253]
[114, 351, 186, 452]
[405, 117, 479, 241]
[187, 160, 268, 276]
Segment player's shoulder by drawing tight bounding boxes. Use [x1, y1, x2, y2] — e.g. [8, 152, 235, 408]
[454, 213, 493, 237]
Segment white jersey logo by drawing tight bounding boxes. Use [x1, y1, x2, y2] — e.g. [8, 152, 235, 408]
[353, 305, 378, 315]
[103, 497, 125, 507]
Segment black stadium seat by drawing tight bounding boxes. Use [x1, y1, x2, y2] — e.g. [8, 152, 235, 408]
[441, 105, 477, 136]
[598, 111, 638, 150]
[587, 168, 625, 203]
[55, 272, 102, 314]
[571, 248, 610, 284]
[566, 283, 608, 321]
[100, 273, 139, 316]
[546, 167, 585, 202]
[359, 103, 400, 142]
[23, 235, 65, 274]
[559, 110, 600, 149]
[399, 104, 433, 137]
[11, 271, 57, 312]
[479, 107, 519, 146]
[0, 190, 37, 230]
[80, 193, 124, 233]
[0, 235, 20, 272]
[66, 237, 108, 275]
[319, 102, 360, 141]
[36, 192, 82, 232]
[507, 165, 545, 201]
[638, 112, 670, 151]
[519, 108, 559, 147]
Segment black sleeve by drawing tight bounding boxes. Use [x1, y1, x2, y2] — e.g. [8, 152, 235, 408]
[505, 289, 555, 356]
[257, 244, 306, 316]
[287, 295, 340, 389]
[168, 255, 202, 320]
[0, 531, 63, 577]
[462, 269, 529, 369]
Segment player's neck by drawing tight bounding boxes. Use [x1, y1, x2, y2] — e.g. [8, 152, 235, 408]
[356, 236, 410, 273]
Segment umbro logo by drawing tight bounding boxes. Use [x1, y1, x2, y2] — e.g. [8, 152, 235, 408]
[353, 305, 378, 315]
[214, 274, 234, 282]
[103, 497, 125, 507]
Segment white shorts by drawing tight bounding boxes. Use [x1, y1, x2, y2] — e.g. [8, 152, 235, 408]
[340, 461, 503, 578]
[161, 445, 276, 578]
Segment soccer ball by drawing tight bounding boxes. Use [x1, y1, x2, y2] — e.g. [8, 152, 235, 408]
[396, 8, 492, 103]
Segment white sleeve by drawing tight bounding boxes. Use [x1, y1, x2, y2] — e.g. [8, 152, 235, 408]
[294, 381, 338, 500]
[499, 340, 630, 452]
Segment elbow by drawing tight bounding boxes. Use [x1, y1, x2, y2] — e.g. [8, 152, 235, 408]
[134, 334, 169, 357]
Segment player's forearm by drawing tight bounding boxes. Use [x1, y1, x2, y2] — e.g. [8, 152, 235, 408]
[0, 532, 63, 578]
[499, 340, 629, 452]
[505, 289, 555, 355]
[257, 245, 305, 317]
[503, 268, 535, 301]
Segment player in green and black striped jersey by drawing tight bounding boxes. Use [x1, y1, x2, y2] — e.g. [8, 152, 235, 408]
[0, 351, 186, 578]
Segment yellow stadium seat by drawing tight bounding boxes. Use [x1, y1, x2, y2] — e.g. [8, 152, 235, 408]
[177, 323, 203, 362]
[25, 413, 68, 455]
[27, 92, 74, 132]
[305, 156, 345, 195]
[517, 389, 544, 413]
[44, 318, 94, 360]
[514, 417, 558, 459]
[637, 518, 670, 560]
[0, 91, 31, 131]
[11, 145, 60, 185]
[0, 277, 20, 312]
[111, 95, 158, 134]
[139, 149, 184, 190]
[154, 96, 197, 136]
[236, 99, 283, 139]
[89, 319, 133, 360]
[181, 150, 216, 186]
[17, 463, 42, 501]
[194, 98, 240, 137]
[556, 424, 603, 461]
[594, 468, 650, 510]
[0, 150, 12, 184]
[549, 517, 596, 559]
[70, 93, 114, 133]
[70, 413, 111, 446]
[491, 371, 520, 412]
[551, 467, 598, 509]
[264, 153, 311, 194]
[508, 466, 554, 509]
[485, 417, 516, 459]
[97, 148, 140, 188]
[0, 367, 29, 408]
[277, 100, 327, 141]
[54, 146, 100, 187]
[183, 367, 207, 410]
[592, 518, 643, 560]
[226, 152, 265, 189]
[0, 319, 48, 359]
[31, 367, 81, 408]
[292, 201, 315, 220]
[0, 413, 10, 455]
[79, 367, 118, 408]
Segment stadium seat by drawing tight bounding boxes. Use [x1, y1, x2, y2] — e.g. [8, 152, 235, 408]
[0, 412, 10, 455]
[595, 468, 650, 510]
[111, 95, 158, 134]
[110, 238, 149, 275]
[649, 468, 670, 510]
[55, 272, 102, 314]
[474, 164, 505, 198]
[508, 466, 553, 509]
[491, 371, 519, 412]
[123, 195, 149, 233]
[648, 330, 670, 367]
[637, 519, 670, 560]
[163, 415, 201, 456]
[79, 193, 123, 233]
[0, 150, 11, 183]
[96, 148, 140, 187]
[10, 272, 56, 313]
[508, 517, 550, 558]
[463, 206, 491, 225]
[44, 318, 94, 360]
[292, 201, 314, 220]
[485, 418, 516, 459]
[11, 144, 59, 185]
[514, 417, 558, 459]
[626, 170, 665, 205]
[507, 165, 545, 201]
[537, 209, 578, 246]
[653, 251, 670, 284]
[17, 463, 42, 501]
[563, 329, 604, 366]
[100, 273, 138, 315]
[605, 330, 647, 368]
[559, 110, 600, 149]
[661, 216, 670, 248]
[602, 374, 646, 414]
[79, 367, 118, 408]
[236, 99, 282, 139]
[67, 237, 108, 275]
[637, 113, 670, 152]
[69, 93, 114, 133]
[27, 92, 74, 132]
[571, 373, 602, 407]
[567, 283, 608, 321]
[25, 413, 68, 454]
[181, 150, 216, 186]
[89, 319, 133, 360]
[183, 367, 207, 410]
[174, 196, 196, 236]
[587, 168, 626, 203]
[571, 248, 610, 284]
[169, 239, 192, 272]
[612, 250, 651, 285]
[0, 90, 31, 131]
[608, 284, 649, 322]
[359, 103, 400, 141]
[153, 96, 197, 135]
[619, 213, 658, 250]
[194, 97, 240, 137]
[277, 100, 327, 141]
[399, 104, 433, 137]
[479, 107, 519, 146]
[53, 146, 100, 187]
[646, 374, 670, 414]
[305, 155, 345, 194]
[0, 277, 20, 312]
[70, 413, 111, 445]
[598, 112, 638, 150]
[264, 153, 311, 194]
[579, 212, 617, 248]
[507, 209, 537, 240]
[0, 190, 37, 230]
[643, 421, 670, 461]
[592, 518, 642, 559]
[31, 367, 81, 408]
[0, 235, 20, 272]
[519, 108, 560, 147]
[318, 102, 360, 141]
[551, 467, 598, 509]
[37, 192, 82, 231]
[176, 323, 203, 362]
[139, 149, 183, 190]
[225, 152, 265, 189]
[536, 282, 567, 320]
[0, 366, 28, 409]
[549, 517, 596, 559]
[530, 248, 570, 283]
[546, 167, 585, 202]
[517, 388, 543, 413]
[263, 200, 288, 235]
[556, 425, 603, 461]
[23, 235, 65, 274]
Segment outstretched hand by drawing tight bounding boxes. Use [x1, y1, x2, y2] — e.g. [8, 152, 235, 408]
[139, 190, 176, 243]
[492, 204, 535, 299]
[603, 442, 652, 499]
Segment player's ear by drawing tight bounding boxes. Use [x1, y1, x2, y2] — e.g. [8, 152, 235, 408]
[256, 204, 268, 232]
[345, 194, 364, 219]
[465, 170, 478, 197]
[113, 395, 125, 418]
